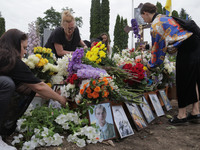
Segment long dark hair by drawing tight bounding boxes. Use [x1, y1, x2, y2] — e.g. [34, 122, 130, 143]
[0, 29, 28, 74]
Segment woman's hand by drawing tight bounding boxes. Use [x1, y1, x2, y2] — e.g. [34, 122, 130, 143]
[83, 45, 88, 49]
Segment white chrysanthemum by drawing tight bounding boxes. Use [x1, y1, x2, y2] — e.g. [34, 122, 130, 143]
[26, 61, 36, 69]
[42, 63, 58, 73]
[56, 54, 72, 76]
[50, 74, 64, 85]
[28, 55, 40, 64]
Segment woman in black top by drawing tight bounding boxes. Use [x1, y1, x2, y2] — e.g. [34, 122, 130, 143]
[45, 10, 87, 58]
[0, 29, 67, 149]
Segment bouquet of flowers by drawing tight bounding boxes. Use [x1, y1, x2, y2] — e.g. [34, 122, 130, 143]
[85, 41, 107, 64]
[23, 47, 58, 84]
[112, 49, 135, 66]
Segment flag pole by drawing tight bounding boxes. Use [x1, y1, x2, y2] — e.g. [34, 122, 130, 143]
[132, 0, 134, 49]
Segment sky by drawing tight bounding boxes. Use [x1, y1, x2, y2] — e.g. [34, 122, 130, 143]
[1, 0, 200, 48]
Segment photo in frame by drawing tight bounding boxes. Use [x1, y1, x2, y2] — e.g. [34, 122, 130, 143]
[148, 94, 165, 117]
[125, 102, 147, 130]
[139, 96, 155, 123]
[159, 90, 172, 111]
[88, 103, 116, 141]
[112, 105, 134, 138]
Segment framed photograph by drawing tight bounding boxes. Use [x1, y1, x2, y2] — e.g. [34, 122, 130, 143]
[88, 103, 116, 141]
[125, 102, 147, 131]
[148, 94, 165, 117]
[139, 96, 155, 123]
[159, 90, 172, 111]
[112, 105, 134, 138]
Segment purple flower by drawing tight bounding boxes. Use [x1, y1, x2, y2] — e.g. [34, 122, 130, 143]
[77, 68, 107, 79]
[131, 19, 141, 39]
[67, 48, 84, 75]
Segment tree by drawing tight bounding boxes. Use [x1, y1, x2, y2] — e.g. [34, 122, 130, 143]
[36, 7, 83, 35]
[172, 10, 179, 18]
[90, 0, 101, 39]
[113, 15, 121, 55]
[156, 2, 163, 14]
[122, 19, 128, 49]
[0, 13, 5, 37]
[179, 8, 187, 19]
[90, 0, 110, 39]
[100, 0, 110, 34]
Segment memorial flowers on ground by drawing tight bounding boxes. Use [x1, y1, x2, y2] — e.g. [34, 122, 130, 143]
[23, 47, 58, 85]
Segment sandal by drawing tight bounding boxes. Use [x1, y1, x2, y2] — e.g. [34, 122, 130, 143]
[187, 113, 200, 124]
[168, 115, 189, 126]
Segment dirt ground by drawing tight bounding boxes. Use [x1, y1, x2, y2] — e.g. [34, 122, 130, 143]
[6, 99, 200, 150]
[36, 100, 200, 150]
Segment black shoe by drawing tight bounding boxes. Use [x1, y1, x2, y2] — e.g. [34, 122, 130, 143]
[168, 115, 189, 126]
[187, 113, 200, 124]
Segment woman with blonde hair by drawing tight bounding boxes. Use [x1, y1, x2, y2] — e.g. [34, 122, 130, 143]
[45, 10, 87, 58]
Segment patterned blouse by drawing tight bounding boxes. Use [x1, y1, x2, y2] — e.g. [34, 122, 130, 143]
[148, 14, 193, 69]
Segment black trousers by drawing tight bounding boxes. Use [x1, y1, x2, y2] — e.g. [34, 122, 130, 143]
[176, 35, 200, 108]
[0, 76, 35, 136]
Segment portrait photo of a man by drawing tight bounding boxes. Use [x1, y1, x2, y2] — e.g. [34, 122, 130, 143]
[88, 103, 116, 140]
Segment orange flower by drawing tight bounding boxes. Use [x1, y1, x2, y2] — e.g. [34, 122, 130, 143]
[92, 80, 96, 85]
[103, 77, 108, 85]
[111, 86, 113, 90]
[86, 86, 92, 94]
[92, 92, 99, 99]
[87, 93, 93, 99]
[83, 83, 88, 89]
[80, 89, 84, 95]
[76, 100, 81, 104]
[96, 137, 99, 140]
[101, 85, 105, 90]
[94, 86, 100, 93]
[102, 91, 109, 98]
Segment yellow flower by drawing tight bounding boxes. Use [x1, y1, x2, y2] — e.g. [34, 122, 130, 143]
[90, 55, 98, 61]
[100, 44, 105, 49]
[99, 51, 106, 58]
[96, 41, 102, 47]
[46, 82, 52, 87]
[143, 66, 148, 71]
[35, 54, 42, 59]
[96, 58, 102, 64]
[42, 47, 46, 53]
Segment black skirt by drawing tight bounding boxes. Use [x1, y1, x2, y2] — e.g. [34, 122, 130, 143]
[176, 34, 200, 108]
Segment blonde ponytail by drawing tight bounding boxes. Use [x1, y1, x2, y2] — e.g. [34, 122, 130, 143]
[61, 10, 75, 26]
